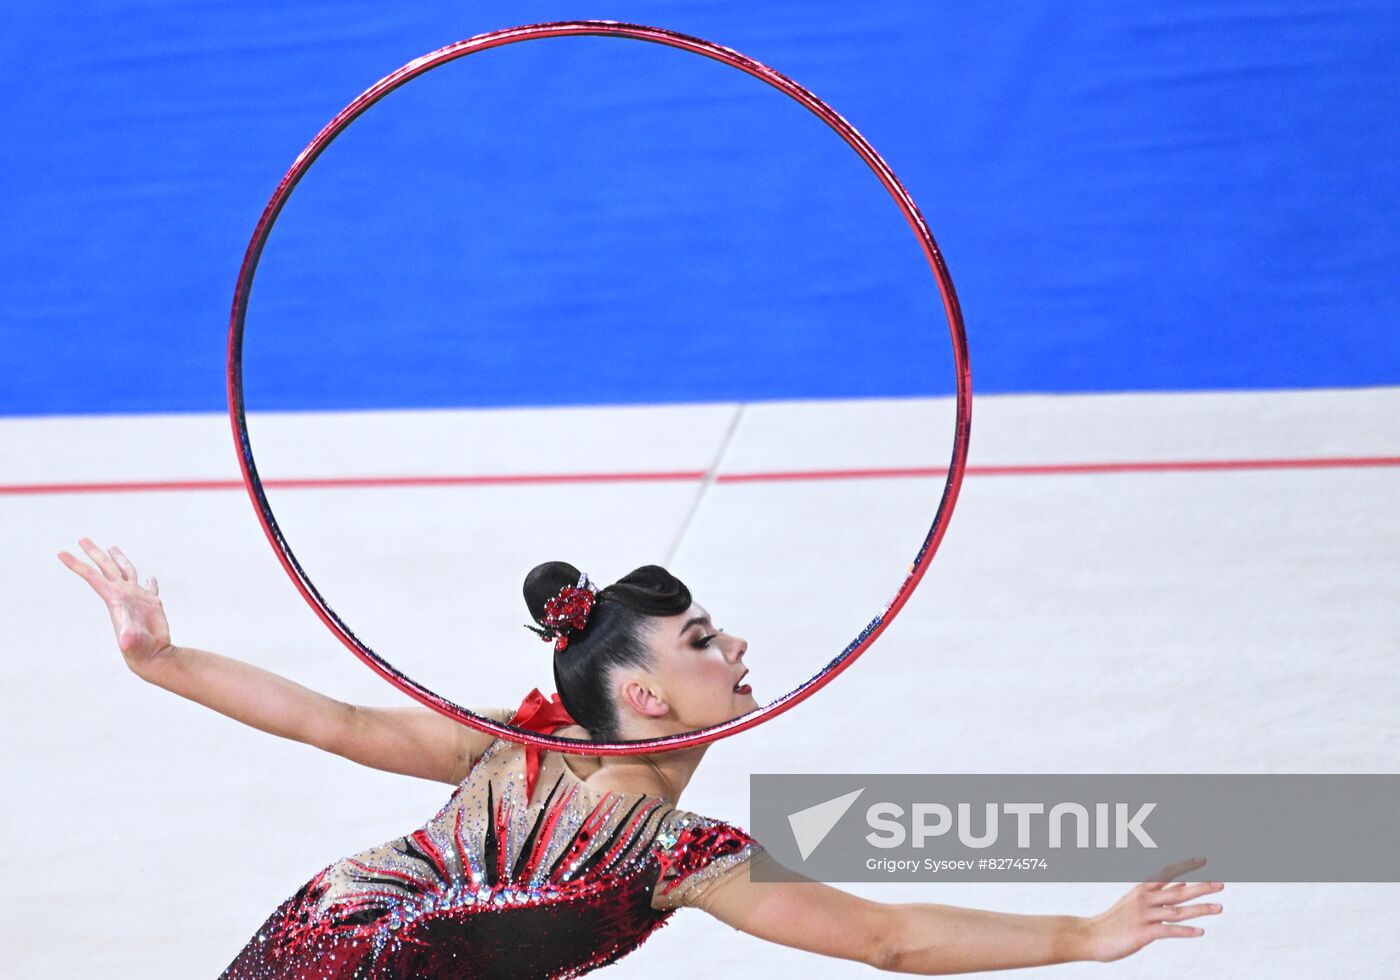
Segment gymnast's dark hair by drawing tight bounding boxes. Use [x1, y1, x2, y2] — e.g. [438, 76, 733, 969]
[523, 561, 691, 742]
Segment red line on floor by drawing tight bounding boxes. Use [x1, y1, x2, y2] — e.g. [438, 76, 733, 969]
[3, 457, 1397, 497]
[0, 471, 707, 496]
[716, 456, 1400, 482]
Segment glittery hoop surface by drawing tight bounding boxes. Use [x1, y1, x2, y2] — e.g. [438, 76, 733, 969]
[227, 20, 972, 755]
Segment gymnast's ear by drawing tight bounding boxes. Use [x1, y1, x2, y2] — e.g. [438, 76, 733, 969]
[618, 678, 669, 719]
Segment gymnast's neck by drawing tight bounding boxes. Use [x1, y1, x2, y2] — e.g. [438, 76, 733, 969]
[562, 725, 713, 806]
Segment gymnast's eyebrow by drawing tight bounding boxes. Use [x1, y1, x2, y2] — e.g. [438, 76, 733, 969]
[678, 613, 711, 636]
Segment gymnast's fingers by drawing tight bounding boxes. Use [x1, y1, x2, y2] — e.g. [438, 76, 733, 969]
[1142, 856, 1207, 889]
[1149, 923, 1206, 940]
[57, 549, 106, 591]
[1150, 899, 1222, 924]
[79, 537, 123, 582]
[110, 545, 139, 583]
[1147, 881, 1222, 908]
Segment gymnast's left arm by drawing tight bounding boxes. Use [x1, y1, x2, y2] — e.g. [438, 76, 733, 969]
[697, 851, 1222, 973]
[57, 537, 506, 786]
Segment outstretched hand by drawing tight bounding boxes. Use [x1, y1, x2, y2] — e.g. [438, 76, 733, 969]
[1083, 856, 1223, 962]
[57, 537, 173, 671]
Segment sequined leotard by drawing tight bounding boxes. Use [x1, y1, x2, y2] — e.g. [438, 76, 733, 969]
[220, 693, 764, 979]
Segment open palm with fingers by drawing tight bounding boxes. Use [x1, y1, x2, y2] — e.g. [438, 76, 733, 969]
[57, 537, 172, 670]
[1085, 856, 1224, 962]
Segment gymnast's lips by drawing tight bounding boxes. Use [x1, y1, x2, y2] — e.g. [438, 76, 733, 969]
[733, 669, 750, 693]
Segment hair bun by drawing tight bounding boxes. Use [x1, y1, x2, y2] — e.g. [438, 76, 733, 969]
[523, 561, 584, 626]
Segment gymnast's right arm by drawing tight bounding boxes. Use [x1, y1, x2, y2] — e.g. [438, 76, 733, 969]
[700, 852, 1221, 974]
[57, 537, 499, 786]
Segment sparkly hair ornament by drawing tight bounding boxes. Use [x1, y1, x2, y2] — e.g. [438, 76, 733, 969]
[525, 572, 601, 652]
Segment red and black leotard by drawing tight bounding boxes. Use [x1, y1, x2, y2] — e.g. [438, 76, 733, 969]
[220, 690, 764, 978]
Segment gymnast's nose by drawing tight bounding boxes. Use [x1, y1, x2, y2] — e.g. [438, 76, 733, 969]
[726, 634, 748, 663]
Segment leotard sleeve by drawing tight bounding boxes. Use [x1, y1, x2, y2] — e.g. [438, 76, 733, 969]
[650, 809, 778, 914]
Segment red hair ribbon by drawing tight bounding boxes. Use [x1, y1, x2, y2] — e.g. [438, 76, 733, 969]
[507, 687, 577, 801]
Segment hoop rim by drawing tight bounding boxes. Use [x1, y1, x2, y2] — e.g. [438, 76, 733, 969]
[226, 19, 972, 755]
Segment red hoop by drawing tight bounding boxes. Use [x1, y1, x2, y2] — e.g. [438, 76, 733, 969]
[227, 20, 971, 754]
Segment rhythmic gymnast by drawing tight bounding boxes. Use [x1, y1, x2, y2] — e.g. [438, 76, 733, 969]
[60, 537, 1223, 977]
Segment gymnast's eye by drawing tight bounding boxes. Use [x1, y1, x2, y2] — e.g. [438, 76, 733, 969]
[692, 628, 725, 650]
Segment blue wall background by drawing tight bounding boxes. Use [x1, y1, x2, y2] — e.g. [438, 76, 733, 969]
[3, 1, 1397, 416]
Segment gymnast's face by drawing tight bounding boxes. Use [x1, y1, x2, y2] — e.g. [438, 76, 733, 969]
[618, 603, 756, 734]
